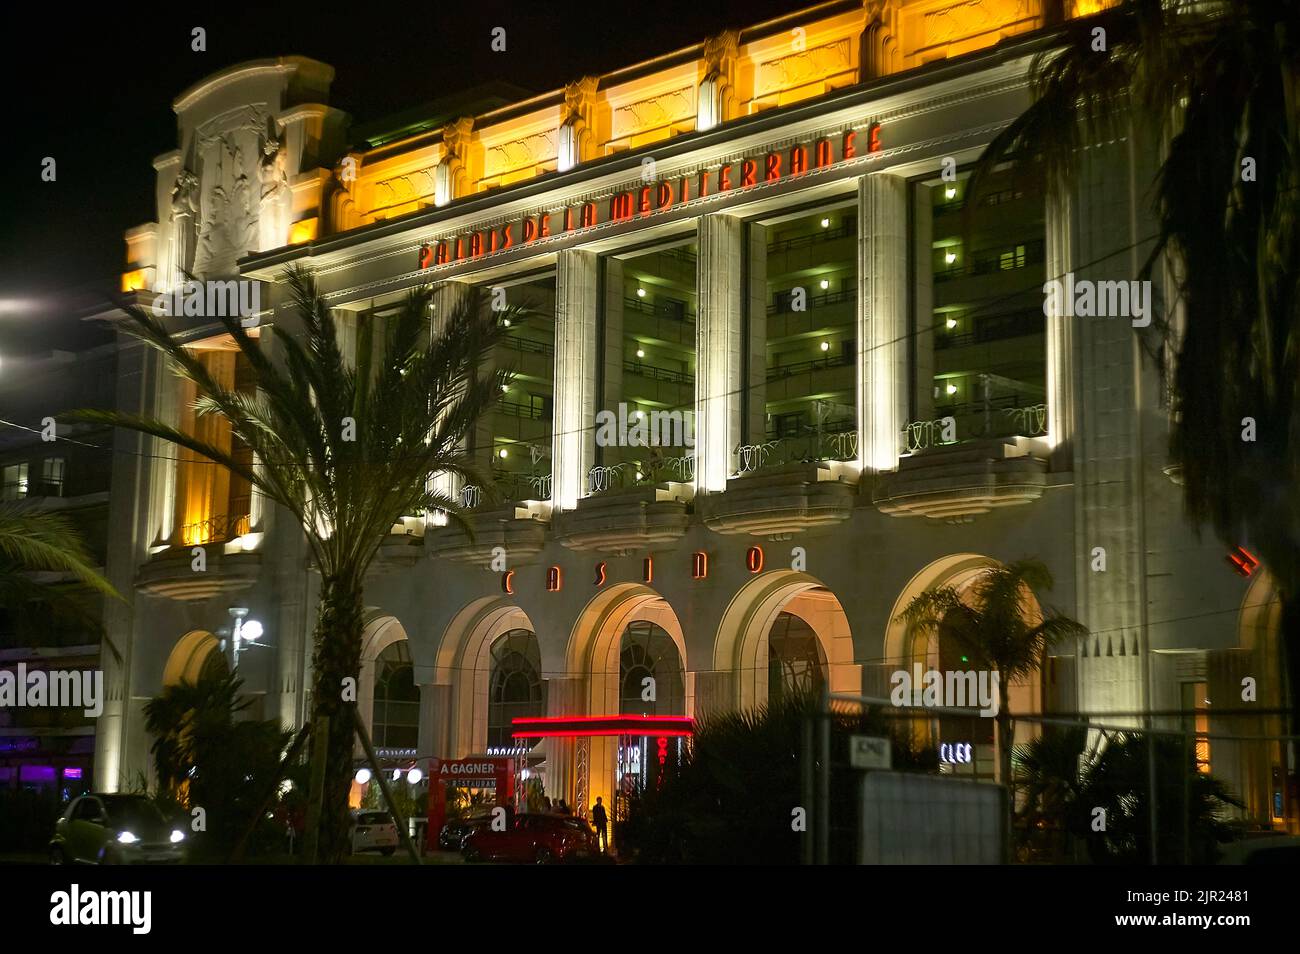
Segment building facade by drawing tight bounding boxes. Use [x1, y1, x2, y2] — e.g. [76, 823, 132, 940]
[92, 0, 1291, 831]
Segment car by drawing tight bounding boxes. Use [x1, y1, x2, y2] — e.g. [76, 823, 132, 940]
[350, 810, 399, 856]
[1217, 834, 1300, 864]
[438, 811, 493, 851]
[462, 812, 600, 864]
[50, 794, 187, 865]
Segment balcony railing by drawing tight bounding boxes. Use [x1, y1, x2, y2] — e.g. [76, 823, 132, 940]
[766, 353, 852, 382]
[733, 428, 858, 475]
[934, 309, 1045, 350]
[623, 360, 695, 386]
[766, 222, 853, 254]
[768, 287, 854, 315]
[586, 455, 695, 495]
[623, 297, 696, 322]
[902, 401, 1048, 453]
[178, 512, 251, 546]
[460, 472, 553, 509]
[497, 335, 555, 357]
[933, 238, 1046, 283]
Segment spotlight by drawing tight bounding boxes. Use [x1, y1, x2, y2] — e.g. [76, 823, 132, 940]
[636, 348, 645, 358]
[944, 251, 957, 264]
[498, 448, 509, 459]
[819, 279, 830, 290]
[355, 768, 372, 785]
[820, 218, 830, 228]
[820, 341, 831, 352]
[636, 287, 646, 298]
[946, 384, 958, 395]
[945, 186, 957, 200]
[946, 318, 957, 330]
[407, 768, 423, 784]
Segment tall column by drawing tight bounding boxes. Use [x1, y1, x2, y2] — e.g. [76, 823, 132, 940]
[418, 681, 452, 759]
[543, 675, 584, 804]
[428, 281, 472, 516]
[1044, 185, 1076, 469]
[696, 213, 743, 493]
[858, 173, 909, 473]
[553, 249, 599, 511]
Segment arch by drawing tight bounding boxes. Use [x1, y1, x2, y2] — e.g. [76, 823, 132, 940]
[565, 583, 689, 716]
[563, 583, 689, 819]
[1238, 571, 1282, 656]
[357, 614, 412, 750]
[435, 596, 538, 758]
[882, 554, 1047, 759]
[162, 630, 225, 687]
[714, 570, 858, 712]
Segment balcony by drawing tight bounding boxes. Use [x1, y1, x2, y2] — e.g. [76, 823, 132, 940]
[136, 512, 259, 601]
[554, 464, 692, 553]
[702, 436, 858, 537]
[873, 432, 1049, 521]
[426, 474, 552, 565]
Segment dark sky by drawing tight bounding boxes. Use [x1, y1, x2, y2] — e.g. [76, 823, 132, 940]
[0, 0, 810, 360]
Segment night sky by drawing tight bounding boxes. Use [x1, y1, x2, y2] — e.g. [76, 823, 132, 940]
[0, 0, 810, 359]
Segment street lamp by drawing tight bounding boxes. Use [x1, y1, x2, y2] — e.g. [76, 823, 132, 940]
[226, 607, 264, 669]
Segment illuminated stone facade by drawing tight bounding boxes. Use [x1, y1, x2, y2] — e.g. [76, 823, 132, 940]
[92, 0, 1289, 833]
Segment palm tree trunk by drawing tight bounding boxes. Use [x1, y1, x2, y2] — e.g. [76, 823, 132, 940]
[998, 681, 1013, 863]
[307, 571, 365, 864]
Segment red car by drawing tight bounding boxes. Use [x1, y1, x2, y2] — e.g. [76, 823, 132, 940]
[462, 813, 599, 864]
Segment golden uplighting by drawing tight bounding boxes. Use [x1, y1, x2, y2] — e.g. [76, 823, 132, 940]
[121, 269, 147, 293]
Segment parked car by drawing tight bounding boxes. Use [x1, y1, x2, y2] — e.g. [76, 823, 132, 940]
[438, 810, 493, 851]
[350, 810, 399, 856]
[50, 794, 187, 865]
[462, 813, 599, 864]
[1217, 834, 1300, 864]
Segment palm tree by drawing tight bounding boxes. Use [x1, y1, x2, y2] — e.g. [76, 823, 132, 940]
[0, 502, 120, 608]
[970, 1, 1300, 730]
[896, 559, 1088, 805]
[76, 265, 513, 861]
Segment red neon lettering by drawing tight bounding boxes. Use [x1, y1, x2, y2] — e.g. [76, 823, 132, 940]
[489, 229, 499, 253]
[594, 562, 607, 586]
[843, 130, 857, 160]
[656, 181, 673, 210]
[868, 122, 881, 153]
[746, 546, 764, 573]
[418, 244, 433, 269]
[679, 177, 690, 203]
[546, 566, 562, 591]
[638, 186, 652, 217]
[643, 556, 653, 583]
[581, 202, 597, 227]
[501, 223, 513, 250]
[501, 570, 514, 594]
[790, 145, 808, 175]
[538, 214, 551, 237]
[692, 552, 708, 579]
[815, 139, 832, 168]
[699, 171, 710, 197]
[470, 232, 483, 257]
[455, 237, 465, 260]
[435, 241, 449, 265]
[523, 218, 538, 242]
[719, 164, 732, 191]
[610, 192, 633, 221]
[764, 153, 781, 182]
[740, 160, 756, 187]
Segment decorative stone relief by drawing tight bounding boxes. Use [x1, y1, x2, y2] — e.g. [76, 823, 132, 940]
[257, 117, 290, 252]
[755, 39, 852, 97]
[485, 130, 557, 179]
[922, 0, 1033, 46]
[612, 88, 693, 139]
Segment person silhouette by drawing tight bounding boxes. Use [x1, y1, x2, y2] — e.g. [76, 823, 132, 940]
[591, 796, 608, 852]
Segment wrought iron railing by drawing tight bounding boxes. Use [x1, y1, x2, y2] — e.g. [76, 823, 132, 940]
[766, 353, 853, 381]
[179, 512, 251, 546]
[768, 287, 854, 315]
[733, 429, 858, 475]
[585, 455, 695, 495]
[901, 401, 1048, 453]
[623, 360, 695, 385]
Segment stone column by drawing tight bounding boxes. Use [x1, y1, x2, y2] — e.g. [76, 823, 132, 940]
[419, 681, 452, 758]
[1071, 131, 1149, 722]
[857, 173, 909, 473]
[553, 249, 599, 510]
[695, 213, 744, 493]
[1045, 185, 1076, 469]
[745, 223, 768, 443]
[543, 675, 584, 804]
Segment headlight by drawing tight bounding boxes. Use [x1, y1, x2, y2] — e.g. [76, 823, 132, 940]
[170, 830, 185, 844]
[116, 831, 138, 844]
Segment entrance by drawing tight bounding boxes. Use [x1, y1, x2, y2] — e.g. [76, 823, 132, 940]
[424, 756, 516, 854]
[512, 714, 693, 850]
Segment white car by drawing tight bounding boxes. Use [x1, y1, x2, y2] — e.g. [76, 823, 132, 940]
[350, 810, 399, 856]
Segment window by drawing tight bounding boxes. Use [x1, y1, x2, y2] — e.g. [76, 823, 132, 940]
[40, 457, 66, 497]
[1181, 681, 1211, 774]
[767, 612, 826, 703]
[373, 641, 419, 750]
[488, 629, 543, 750]
[619, 621, 685, 716]
[2, 463, 28, 501]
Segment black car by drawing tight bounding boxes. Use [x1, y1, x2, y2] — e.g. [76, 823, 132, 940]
[438, 811, 493, 851]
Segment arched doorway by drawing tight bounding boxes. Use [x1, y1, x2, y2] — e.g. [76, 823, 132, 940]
[563, 584, 690, 821]
[487, 628, 545, 751]
[372, 641, 420, 750]
[713, 571, 858, 713]
[883, 554, 1046, 779]
[162, 630, 228, 687]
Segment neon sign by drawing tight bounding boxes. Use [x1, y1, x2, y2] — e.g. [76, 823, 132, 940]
[939, 742, 973, 765]
[418, 124, 881, 269]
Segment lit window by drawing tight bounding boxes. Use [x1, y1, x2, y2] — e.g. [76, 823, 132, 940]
[2, 463, 28, 501]
[1181, 682, 1212, 774]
